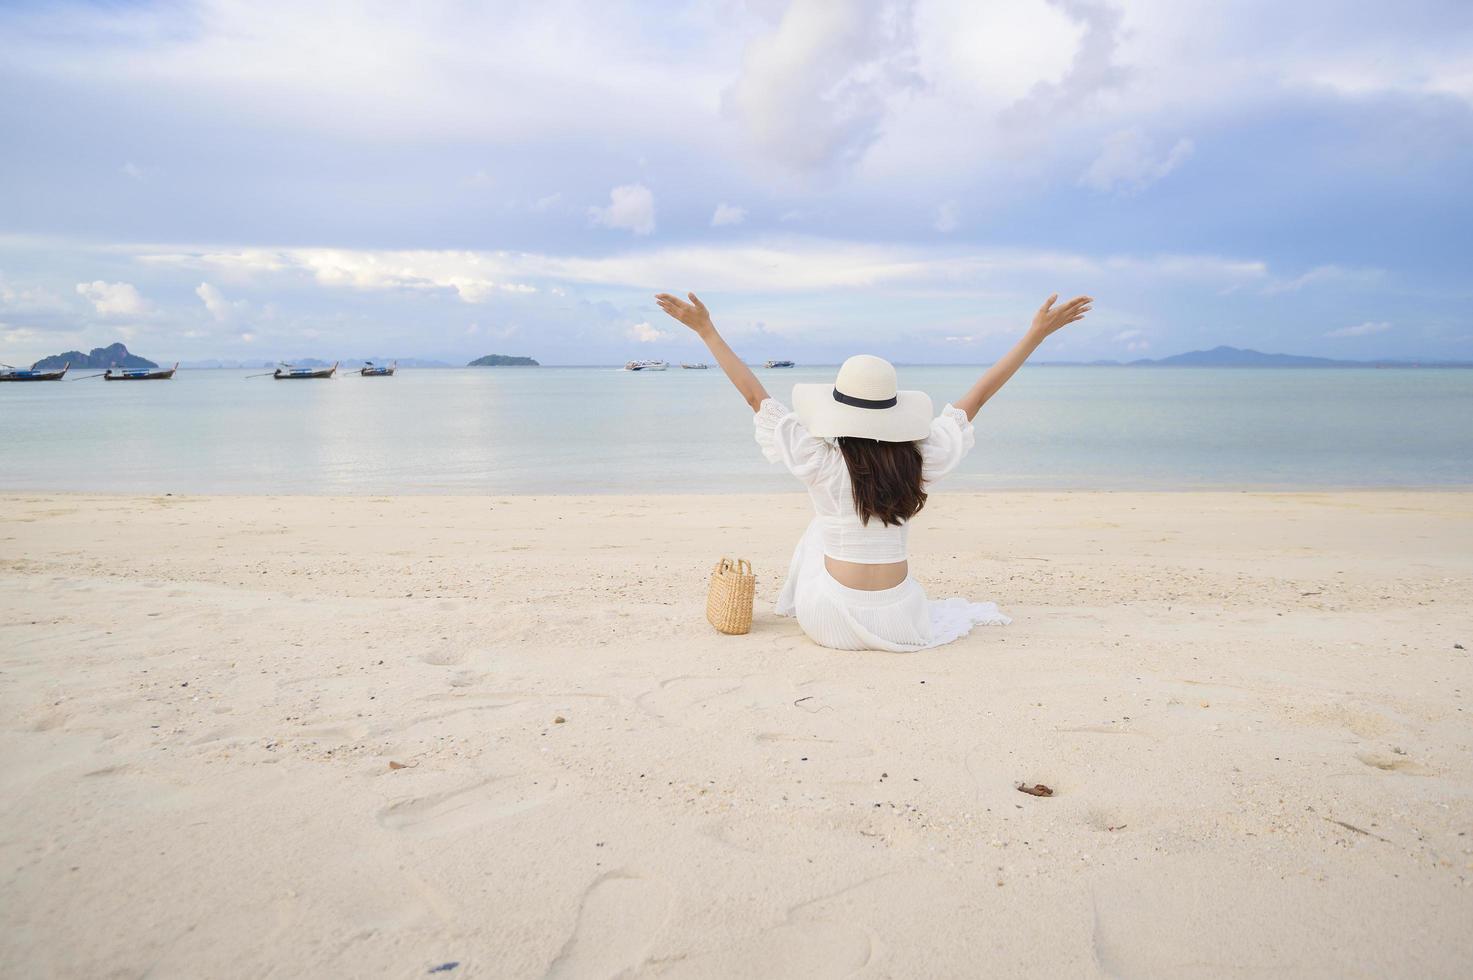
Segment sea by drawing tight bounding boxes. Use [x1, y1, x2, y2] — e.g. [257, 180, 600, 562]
[2, 366, 1470, 494]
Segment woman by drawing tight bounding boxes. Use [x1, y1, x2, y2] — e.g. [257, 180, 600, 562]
[655, 290, 1092, 652]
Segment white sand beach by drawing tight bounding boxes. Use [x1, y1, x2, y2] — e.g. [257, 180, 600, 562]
[2, 491, 1471, 978]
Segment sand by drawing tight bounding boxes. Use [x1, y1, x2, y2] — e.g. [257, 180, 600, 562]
[1, 491, 1471, 978]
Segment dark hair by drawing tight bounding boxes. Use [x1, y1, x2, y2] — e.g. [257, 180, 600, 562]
[836, 437, 927, 527]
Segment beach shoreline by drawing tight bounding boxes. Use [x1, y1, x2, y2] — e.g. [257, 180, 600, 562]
[3, 491, 1471, 976]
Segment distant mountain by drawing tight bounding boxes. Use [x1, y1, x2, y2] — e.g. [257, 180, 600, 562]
[1041, 346, 1473, 368]
[1140, 346, 1343, 367]
[179, 359, 277, 369]
[468, 354, 539, 366]
[33, 343, 157, 370]
[359, 357, 452, 368]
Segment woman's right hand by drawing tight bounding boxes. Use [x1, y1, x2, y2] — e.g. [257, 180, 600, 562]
[655, 292, 715, 336]
[1029, 294, 1093, 340]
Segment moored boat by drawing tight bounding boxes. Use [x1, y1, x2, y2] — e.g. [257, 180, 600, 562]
[0, 361, 68, 382]
[680, 362, 709, 370]
[624, 359, 668, 371]
[104, 362, 177, 381]
[274, 361, 338, 379]
[359, 361, 396, 377]
[764, 359, 795, 368]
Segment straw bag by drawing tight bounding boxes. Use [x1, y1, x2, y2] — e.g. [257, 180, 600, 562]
[706, 558, 755, 635]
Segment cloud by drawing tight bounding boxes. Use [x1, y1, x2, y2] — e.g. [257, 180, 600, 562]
[626, 321, 669, 343]
[711, 203, 746, 227]
[135, 238, 1272, 296]
[725, 0, 921, 172]
[589, 184, 656, 235]
[1112, 329, 1142, 341]
[934, 200, 960, 233]
[195, 282, 244, 321]
[1325, 320, 1392, 338]
[1263, 264, 1382, 295]
[75, 280, 146, 315]
[1000, 0, 1130, 124]
[0, 278, 66, 313]
[1080, 130, 1195, 194]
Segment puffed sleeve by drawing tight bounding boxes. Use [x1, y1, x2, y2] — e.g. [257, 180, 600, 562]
[918, 403, 976, 483]
[753, 398, 837, 486]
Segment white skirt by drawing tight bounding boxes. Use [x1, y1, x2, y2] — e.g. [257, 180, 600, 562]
[775, 519, 1011, 652]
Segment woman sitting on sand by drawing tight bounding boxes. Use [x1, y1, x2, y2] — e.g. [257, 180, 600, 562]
[656, 290, 1093, 652]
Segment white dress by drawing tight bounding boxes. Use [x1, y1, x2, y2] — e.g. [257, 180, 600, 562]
[754, 398, 1010, 652]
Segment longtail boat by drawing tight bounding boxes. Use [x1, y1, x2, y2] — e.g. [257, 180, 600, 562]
[359, 361, 396, 377]
[273, 362, 338, 380]
[0, 361, 68, 382]
[104, 362, 177, 381]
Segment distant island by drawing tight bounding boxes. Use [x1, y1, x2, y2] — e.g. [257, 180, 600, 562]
[179, 359, 277, 369]
[34, 343, 157, 370]
[468, 354, 539, 366]
[1046, 346, 1473, 368]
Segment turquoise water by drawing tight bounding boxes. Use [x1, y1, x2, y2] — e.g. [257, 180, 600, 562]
[1, 366, 1469, 493]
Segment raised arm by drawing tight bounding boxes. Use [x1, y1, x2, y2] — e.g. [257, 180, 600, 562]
[953, 293, 1092, 420]
[655, 291, 769, 412]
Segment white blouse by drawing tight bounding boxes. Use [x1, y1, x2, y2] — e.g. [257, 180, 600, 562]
[754, 398, 976, 564]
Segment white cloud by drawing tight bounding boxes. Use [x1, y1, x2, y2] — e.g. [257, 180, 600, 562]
[933, 200, 960, 233]
[75, 280, 146, 315]
[1325, 320, 1391, 338]
[1080, 129, 1195, 194]
[136, 238, 1272, 296]
[1112, 329, 1142, 342]
[0, 278, 66, 313]
[589, 183, 656, 236]
[447, 279, 538, 303]
[195, 282, 245, 321]
[711, 203, 746, 227]
[1263, 264, 1382, 295]
[725, 0, 921, 172]
[626, 321, 669, 343]
[1000, 0, 1129, 124]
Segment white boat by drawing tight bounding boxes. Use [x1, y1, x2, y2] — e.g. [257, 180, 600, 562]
[625, 359, 668, 371]
[765, 359, 795, 368]
[680, 362, 709, 370]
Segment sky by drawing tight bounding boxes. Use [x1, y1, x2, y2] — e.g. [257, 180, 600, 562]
[1, 0, 1470, 366]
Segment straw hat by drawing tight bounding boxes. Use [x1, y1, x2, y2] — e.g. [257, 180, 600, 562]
[792, 355, 933, 442]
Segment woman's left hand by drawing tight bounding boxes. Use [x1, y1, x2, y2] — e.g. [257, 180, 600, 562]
[655, 292, 714, 336]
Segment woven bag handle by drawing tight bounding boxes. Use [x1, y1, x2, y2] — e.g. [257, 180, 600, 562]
[713, 557, 733, 576]
[736, 559, 752, 576]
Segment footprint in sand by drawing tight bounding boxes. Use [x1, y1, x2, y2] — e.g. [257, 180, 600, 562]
[753, 732, 875, 760]
[378, 775, 560, 837]
[1355, 750, 1434, 775]
[545, 872, 672, 979]
[635, 676, 744, 724]
[29, 709, 69, 732]
[419, 647, 467, 666]
[662, 921, 873, 979]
